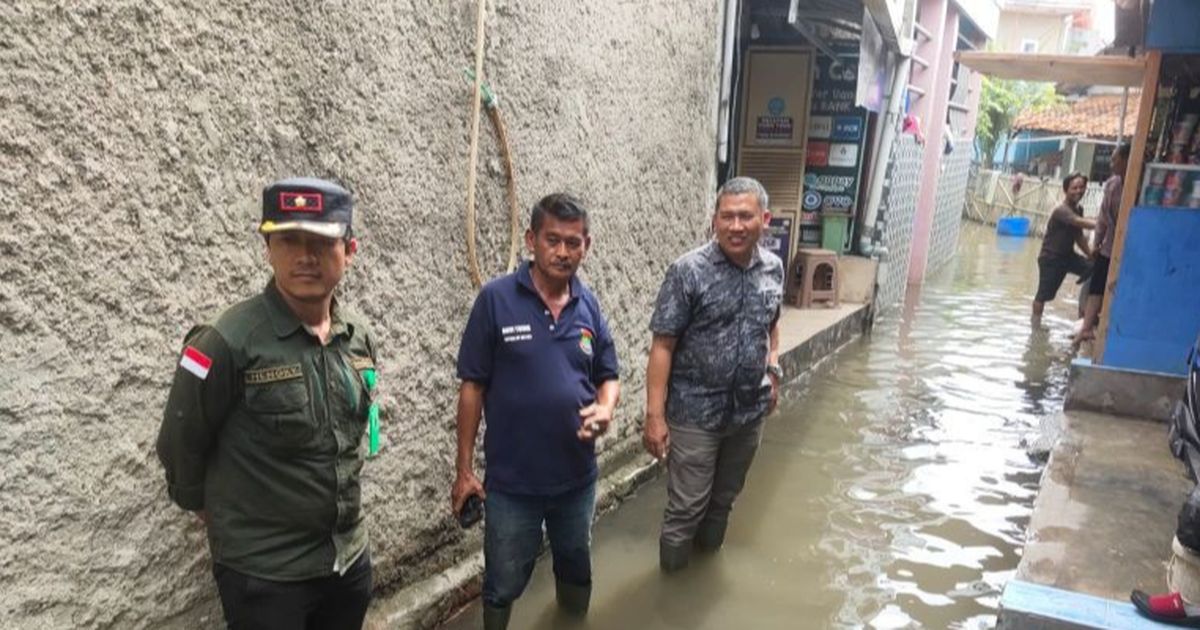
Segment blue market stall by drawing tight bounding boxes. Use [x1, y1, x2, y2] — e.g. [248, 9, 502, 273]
[1094, 0, 1200, 377]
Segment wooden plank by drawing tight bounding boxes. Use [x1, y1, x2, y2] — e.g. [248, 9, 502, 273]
[1095, 50, 1162, 363]
[955, 51, 1145, 87]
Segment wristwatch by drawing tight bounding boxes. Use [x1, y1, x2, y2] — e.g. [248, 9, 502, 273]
[767, 364, 784, 381]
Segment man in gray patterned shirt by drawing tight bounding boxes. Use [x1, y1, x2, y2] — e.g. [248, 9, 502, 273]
[643, 176, 784, 572]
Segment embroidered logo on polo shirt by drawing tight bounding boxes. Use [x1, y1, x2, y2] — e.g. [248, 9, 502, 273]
[579, 327, 594, 356]
[501, 324, 532, 343]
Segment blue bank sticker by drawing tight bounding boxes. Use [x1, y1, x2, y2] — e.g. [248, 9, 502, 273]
[767, 97, 786, 116]
[828, 143, 859, 168]
[808, 115, 832, 139]
[831, 116, 863, 141]
[802, 190, 823, 211]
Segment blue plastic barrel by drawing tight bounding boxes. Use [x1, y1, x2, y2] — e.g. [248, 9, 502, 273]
[997, 216, 1031, 237]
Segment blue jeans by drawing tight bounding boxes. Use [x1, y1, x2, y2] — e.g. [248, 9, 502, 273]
[482, 482, 596, 608]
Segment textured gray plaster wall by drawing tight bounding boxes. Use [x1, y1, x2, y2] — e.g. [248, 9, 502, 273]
[0, 1, 722, 627]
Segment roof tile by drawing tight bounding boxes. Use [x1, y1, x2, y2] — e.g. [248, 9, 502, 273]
[1013, 93, 1140, 138]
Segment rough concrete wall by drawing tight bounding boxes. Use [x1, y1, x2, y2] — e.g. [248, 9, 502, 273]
[0, 1, 722, 628]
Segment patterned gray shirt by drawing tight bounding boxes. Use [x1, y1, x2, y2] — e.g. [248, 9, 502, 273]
[650, 241, 784, 430]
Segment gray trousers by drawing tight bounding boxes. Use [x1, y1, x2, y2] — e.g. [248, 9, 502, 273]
[660, 419, 765, 546]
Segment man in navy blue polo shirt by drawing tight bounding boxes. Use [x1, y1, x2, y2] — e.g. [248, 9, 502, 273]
[452, 193, 621, 630]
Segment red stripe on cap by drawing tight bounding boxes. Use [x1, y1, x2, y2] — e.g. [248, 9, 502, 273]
[279, 192, 324, 213]
[183, 346, 213, 369]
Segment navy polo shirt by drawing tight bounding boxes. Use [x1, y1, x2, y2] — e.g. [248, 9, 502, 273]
[457, 261, 620, 496]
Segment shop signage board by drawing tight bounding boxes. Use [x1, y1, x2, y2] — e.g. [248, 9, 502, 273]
[763, 214, 796, 278]
[803, 42, 869, 226]
[736, 48, 813, 215]
[741, 51, 812, 151]
[766, 212, 808, 288]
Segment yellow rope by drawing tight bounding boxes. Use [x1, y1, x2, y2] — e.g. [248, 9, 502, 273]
[463, 0, 487, 289]
[488, 106, 521, 273]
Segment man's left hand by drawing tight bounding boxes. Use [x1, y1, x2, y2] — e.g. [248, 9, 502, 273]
[578, 403, 613, 441]
[768, 374, 780, 415]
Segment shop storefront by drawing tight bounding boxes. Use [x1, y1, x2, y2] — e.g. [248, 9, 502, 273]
[1094, 0, 1200, 376]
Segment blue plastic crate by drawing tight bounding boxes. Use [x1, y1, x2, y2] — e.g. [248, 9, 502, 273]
[997, 215, 1031, 237]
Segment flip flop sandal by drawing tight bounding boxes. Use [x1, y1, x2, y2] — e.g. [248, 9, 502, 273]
[1131, 590, 1200, 627]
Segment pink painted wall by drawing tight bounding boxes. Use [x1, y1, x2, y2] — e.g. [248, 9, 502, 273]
[908, 2, 960, 283]
[964, 71, 983, 142]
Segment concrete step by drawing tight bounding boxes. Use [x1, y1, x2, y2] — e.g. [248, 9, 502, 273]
[1000, 410, 1190, 628]
[1000, 579, 1177, 629]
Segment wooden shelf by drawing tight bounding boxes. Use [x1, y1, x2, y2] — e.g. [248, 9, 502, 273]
[1146, 162, 1200, 173]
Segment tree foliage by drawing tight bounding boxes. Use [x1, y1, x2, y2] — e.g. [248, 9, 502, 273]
[976, 77, 1062, 168]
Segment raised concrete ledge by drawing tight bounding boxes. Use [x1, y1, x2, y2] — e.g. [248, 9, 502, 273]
[1007, 410, 1186, 629]
[776, 304, 870, 380]
[999, 580, 1173, 629]
[1065, 358, 1184, 422]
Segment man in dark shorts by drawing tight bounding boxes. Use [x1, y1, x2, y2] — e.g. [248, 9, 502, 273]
[1032, 172, 1096, 325]
[1079, 143, 1131, 340]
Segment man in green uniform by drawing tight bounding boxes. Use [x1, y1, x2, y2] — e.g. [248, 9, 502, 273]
[157, 177, 378, 630]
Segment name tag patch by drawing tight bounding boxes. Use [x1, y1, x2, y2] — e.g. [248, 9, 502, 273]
[350, 356, 375, 371]
[245, 364, 303, 385]
[501, 324, 532, 343]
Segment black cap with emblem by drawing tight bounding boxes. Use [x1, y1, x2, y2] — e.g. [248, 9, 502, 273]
[260, 177, 353, 239]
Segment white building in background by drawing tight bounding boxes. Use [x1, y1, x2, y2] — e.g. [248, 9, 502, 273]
[994, 0, 1116, 55]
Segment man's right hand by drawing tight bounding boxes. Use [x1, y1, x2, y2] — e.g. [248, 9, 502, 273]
[451, 470, 486, 515]
[194, 510, 210, 526]
[643, 414, 670, 461]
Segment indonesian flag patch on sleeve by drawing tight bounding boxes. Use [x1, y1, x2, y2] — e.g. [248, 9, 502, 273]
[180, 346, 213, 380]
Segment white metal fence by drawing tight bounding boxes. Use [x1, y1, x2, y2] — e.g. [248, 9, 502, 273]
[964, 169, 1103, 235]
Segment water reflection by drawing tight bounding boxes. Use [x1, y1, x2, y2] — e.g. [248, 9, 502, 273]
[440, 223, 1082, 629]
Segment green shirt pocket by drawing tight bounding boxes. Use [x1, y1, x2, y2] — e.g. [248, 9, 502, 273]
[244, 365, 314, 450]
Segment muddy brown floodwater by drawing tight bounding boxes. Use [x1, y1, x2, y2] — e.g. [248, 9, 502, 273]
[441, 222, 1087, 629]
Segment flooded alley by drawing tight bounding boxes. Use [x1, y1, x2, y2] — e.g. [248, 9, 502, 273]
[13, 3, 1199, 628]
[442, 222, 1088, 629]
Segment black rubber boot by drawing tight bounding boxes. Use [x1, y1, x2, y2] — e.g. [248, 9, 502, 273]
[694, 520, 727, 552]
[659, 538, 691, 573]
[483, 604, 511, 630]
[555, 580, 592, 616]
